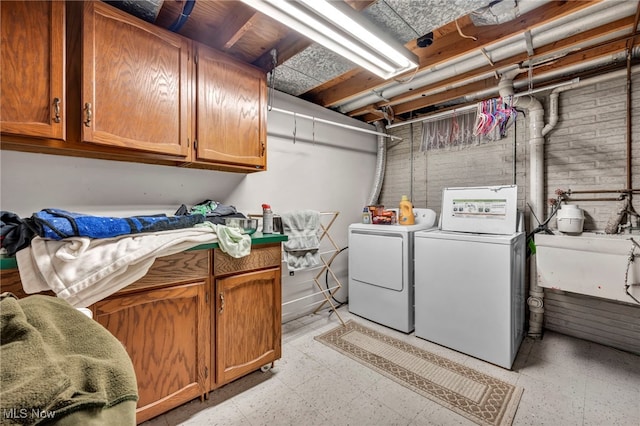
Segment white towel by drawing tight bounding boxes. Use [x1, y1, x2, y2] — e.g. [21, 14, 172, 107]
[16, 227, 219, 308]
[281, 210, 321, 271]
[209, 223, 251, 258]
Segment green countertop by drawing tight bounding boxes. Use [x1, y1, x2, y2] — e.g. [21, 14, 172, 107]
[0, 232, 288, 270]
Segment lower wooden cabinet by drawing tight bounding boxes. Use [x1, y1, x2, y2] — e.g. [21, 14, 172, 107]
[214, 267, 282, 387]
[94, 280, 210, 424]
[2, 242, 284, 424]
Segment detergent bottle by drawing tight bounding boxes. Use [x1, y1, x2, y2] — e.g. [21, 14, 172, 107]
[398, 195, 415, 225]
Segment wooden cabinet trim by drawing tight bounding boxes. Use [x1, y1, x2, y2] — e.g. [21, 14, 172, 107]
[213, 243, 281, 276]
[117, 250, 210, 294]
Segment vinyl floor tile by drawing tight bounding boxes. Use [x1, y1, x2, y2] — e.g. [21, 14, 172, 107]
[141, 306, 640, 426]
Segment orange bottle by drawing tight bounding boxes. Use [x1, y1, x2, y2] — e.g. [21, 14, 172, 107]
[399, 195, 415, 225]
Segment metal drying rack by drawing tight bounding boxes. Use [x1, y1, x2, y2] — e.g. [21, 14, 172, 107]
[250, 211, 346, 326]
[310, 211, 345, 325]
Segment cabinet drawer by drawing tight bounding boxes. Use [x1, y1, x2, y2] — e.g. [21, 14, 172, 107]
[120, 250, 210, 293]
[214, 244, 281, 276]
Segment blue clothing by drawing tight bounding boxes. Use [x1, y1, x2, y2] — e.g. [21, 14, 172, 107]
[32, 209, 205, 240]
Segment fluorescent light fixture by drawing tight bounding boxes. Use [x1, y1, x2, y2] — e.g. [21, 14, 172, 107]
[240, 0, 419, 79]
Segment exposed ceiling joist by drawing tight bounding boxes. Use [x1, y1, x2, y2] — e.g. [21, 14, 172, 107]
[141, 0, 640, 126]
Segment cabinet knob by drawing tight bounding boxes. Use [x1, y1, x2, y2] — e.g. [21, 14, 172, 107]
[53, 98, 61, 123]
[219, 292, 225, 314]
[83, 102, 92, 127]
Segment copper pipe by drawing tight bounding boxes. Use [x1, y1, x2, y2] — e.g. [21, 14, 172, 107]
[559, 188, 640, 194]
[625, 2, 639, 191]
[627, 51, 632, 190]
[564, 197, 624, 202]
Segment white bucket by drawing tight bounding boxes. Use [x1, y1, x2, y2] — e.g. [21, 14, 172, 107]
[556, 204, 584, 234]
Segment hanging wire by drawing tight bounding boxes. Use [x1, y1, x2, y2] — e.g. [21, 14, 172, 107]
[455, 18, 478, 41]
[624, 238, 640, 304]
[292, 112, 297, 144]
[167, 0, 195, 32]
[267, 49, 277, 111]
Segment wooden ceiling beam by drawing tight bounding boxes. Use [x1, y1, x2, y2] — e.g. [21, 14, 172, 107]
[211, 5, 260, 51]
[379, 16, 636, 108]
[349, 16, 635, 118]
[370, 39, 633, 119]
[305, 0, 602, 108]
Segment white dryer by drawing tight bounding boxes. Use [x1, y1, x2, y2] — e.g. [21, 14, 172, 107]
[348, 208, 437, 333]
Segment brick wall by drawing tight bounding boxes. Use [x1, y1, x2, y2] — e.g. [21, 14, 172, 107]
[381, 113, 528, 219]
[380, 71, 640, 352]
[382, 72, 639, 232]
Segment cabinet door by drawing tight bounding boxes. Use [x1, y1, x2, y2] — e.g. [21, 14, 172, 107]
[215, 268, 281, 386]
[195, 43, 267, 169]
[0, 1, 65, 139]
[81, 1, 190, 157]
[94, 281, 210, 424]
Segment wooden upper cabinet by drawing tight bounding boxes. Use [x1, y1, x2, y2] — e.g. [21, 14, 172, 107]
[0, 1, 65, 140]
[79, 1, 190, 157]
[195, 43, 267, 170]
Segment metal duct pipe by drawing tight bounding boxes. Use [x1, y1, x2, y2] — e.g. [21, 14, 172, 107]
[104, 0, 164, 22]
[336, 1, 637, 113]
[367, 121, 387, 205]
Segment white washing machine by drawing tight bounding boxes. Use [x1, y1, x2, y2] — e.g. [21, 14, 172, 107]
[414, 185, 525, 369]
[348, 208, 437, 333]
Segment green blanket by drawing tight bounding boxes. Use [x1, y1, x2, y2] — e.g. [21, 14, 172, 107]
[0, 293, 138, 425]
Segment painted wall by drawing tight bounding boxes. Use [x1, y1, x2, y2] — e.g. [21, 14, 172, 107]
[0, 90, 378, 321]
[226, 91, 378, 321]
[382, 71, 640, 353]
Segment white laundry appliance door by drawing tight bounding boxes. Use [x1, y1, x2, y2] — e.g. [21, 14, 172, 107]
[348, 229, 414, 332]
[350, 231, 405, 291]
[414, 231, 525, 368]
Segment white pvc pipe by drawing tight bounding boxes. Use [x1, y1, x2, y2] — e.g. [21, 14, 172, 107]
[498, 68, 550, 338]
[386, 78, 579, 130]
[497, 64, 640, 337]
[336, 1, 636, 113]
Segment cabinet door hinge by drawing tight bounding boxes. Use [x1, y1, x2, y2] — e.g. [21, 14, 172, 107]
[205, 292, 209, 304]
[204, 366, 208, 378]
[194, 54, 198, 65]
[194, 139, 198, 150]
